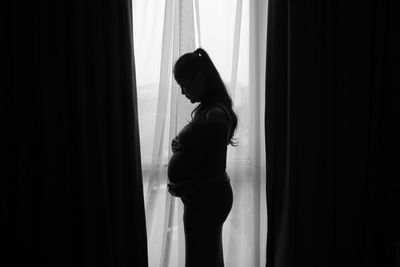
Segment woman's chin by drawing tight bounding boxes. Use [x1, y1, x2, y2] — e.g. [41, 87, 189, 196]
[185, 96, 197, 103]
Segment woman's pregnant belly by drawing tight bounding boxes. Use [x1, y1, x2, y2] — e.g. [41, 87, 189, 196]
[168, 151, 205, 183]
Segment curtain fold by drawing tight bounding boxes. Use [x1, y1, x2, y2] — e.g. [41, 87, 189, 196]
[265, 0, 400, 266]
[5, 1, 148, 266]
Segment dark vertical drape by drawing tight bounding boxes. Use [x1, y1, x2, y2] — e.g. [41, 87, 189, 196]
[265, 1, 399, 267]
[4, 1, 148, 266]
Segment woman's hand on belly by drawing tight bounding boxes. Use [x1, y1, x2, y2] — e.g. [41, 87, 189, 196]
[171, 136, 182, 153]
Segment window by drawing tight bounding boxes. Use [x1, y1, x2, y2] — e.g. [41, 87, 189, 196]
[133, 0, 267, 266]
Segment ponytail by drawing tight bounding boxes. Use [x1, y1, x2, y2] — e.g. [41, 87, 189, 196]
[193, 48, 221, 86]
[193, 48, 203, 56]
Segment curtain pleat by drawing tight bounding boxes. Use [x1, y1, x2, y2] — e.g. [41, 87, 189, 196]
[265, 0, 400, 266]
[5, 1, 148, 266]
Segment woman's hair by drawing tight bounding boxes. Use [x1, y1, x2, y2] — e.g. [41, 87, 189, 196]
[173, 48, 238, 146]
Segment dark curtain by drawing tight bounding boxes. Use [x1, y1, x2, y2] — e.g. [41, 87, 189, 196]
[265, 1, 399, 267]
[4, 1, 148, 266]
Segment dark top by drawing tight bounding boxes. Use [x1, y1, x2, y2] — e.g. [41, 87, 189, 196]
[167, 102, 232, 196]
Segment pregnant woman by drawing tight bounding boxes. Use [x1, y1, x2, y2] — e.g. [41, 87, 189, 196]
[167, 48, 238, 267]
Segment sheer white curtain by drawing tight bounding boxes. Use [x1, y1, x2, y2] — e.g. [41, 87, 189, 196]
[132, 0, 268, 266]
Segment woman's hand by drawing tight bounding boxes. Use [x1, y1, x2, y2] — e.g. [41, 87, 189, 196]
[167, 182, 181, 197]
[171, 136, 182, 153]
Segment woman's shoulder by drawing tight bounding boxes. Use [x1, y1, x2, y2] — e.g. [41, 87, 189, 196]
[204, 102, 230, 123]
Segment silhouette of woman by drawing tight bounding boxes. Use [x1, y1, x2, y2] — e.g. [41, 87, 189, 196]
[167, 48, 237, 267]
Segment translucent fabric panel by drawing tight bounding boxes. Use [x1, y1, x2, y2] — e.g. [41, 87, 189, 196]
[132, 0, 268, 266]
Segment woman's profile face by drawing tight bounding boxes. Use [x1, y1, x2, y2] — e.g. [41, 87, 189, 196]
[178, 73, 205, 103]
